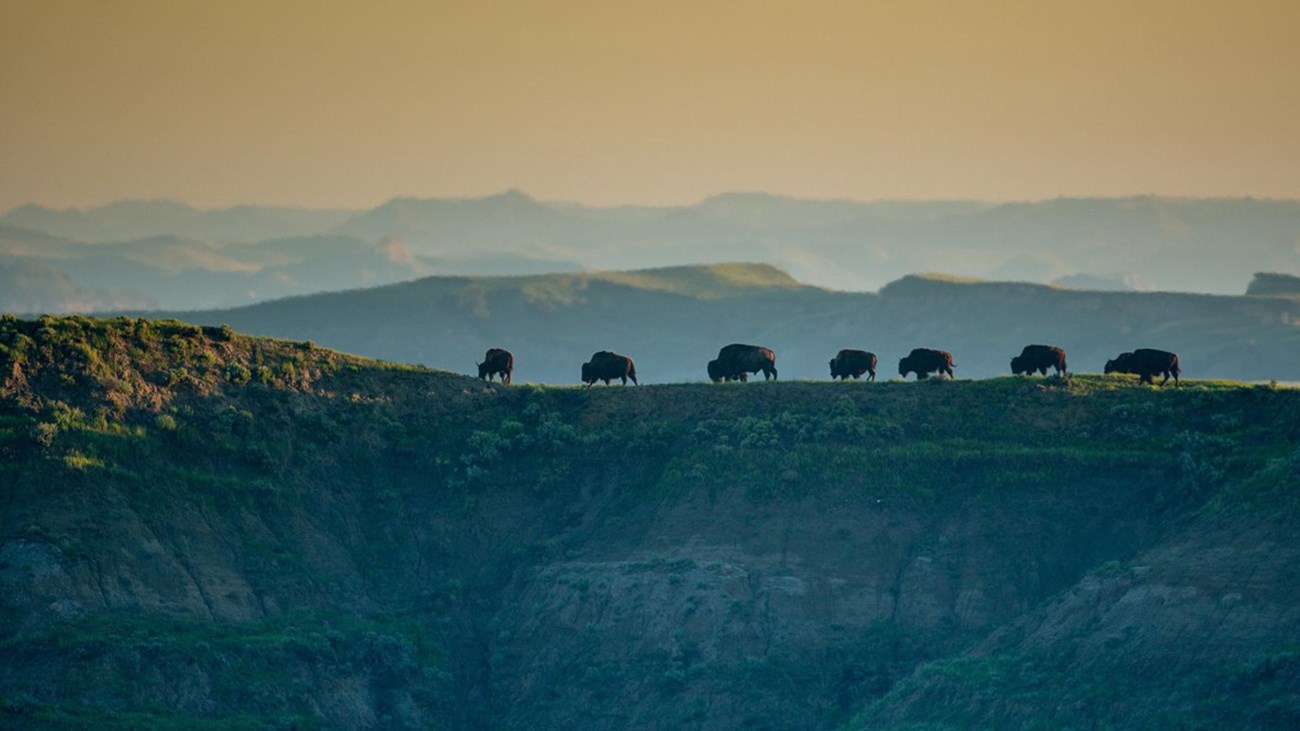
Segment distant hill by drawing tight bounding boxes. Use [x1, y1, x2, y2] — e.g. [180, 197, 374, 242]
[1247, 271, 1300, 296]
[0, 255, 155, 312]
[0, 200, 588, 312]
[1051, 272, 1148, 291]
[0, 224, 89, 258]
[0, 200, 355, 244]
[140, 263, 1300, 384]
[0, 231, 441, 312]
[6, 193, 1298, 300]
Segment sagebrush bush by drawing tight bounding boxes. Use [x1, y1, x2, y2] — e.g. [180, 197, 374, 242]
[225, 363, 252, 386]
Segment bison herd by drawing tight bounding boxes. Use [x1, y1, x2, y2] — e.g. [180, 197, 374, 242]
[476, 343, 1184, 387]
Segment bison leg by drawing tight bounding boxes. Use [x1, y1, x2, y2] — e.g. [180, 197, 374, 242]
[868, 370, 876, 382]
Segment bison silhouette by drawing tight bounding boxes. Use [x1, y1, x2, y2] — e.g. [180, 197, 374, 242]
[477, 348, 513, 384]
[1105, 349, 1180, 386]
[898, 348, 955, 380]
[1011, 344, 1068, 377]
[829, 349, 877, 381]
[581, 350, 638, 386]
[709, 344, 777, 382]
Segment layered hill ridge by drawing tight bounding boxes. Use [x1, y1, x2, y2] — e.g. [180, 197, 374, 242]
[4, 193, 1299, 311]
[146, 263, 1300, 385]
[1, 317, 1298, 729]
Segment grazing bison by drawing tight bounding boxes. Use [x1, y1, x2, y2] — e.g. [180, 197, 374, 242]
[1011, 344, 1068, 377]
[477, 347, 513, 384]
[707, 358, 726, 383]
[1105, 348, 1181, 386]
[829, 349, 877, 381]
[709, 343, 777, 382]
[898, 348, 955, 380]
[582, 350, 638, 386]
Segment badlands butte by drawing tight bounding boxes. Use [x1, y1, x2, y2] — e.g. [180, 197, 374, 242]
[1, 315, 1299, 729]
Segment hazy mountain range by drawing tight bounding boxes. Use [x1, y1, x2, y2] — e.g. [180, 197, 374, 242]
[140, 263, 1300, 384]
[3, 192, 1299, 314]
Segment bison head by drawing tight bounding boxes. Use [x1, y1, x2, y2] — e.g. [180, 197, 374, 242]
[581, 362, 593, 385]
[1010, 355, 1025, 375]
[897, 357, 912, 378]
[1104, 353, 1132, 375]
[477, 361, 488, 379]
[707, 359, 725, 383]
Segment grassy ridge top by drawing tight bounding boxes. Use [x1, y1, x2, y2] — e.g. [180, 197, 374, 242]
[3, 314, 1292, 426]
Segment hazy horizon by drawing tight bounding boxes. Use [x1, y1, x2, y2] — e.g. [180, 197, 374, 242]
[6, 188, 1300, 216]
[4, 1, 1299, 211]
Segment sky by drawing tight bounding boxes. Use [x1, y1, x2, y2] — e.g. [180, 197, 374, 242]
[2, 0, 1298, 210]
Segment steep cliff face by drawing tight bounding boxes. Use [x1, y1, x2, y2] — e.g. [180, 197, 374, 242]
[1, 316, 1297, 729]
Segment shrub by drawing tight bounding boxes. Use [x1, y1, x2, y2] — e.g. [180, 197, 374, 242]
[225, 363, 252, 386]
[151, 368, 186, 387]
[205, 324, 236, 342]
[32, 422, 57, 448]
[155, 414, 178, 431]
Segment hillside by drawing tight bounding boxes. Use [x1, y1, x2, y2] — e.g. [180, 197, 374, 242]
[146, 264, 1300, 384]
[2, 317, 1299, 729]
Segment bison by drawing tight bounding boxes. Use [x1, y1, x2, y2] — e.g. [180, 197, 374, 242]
[898, 348, 955, 380]
[1011, 344, 1068, 377]
[582, 350, 638, 386]
[829, 349, 877, 381]
[706, 358, 731, 383]
[709, 343, 777, 382]
[477, 347, 513, 384]
[1105, 348, 1180, 386]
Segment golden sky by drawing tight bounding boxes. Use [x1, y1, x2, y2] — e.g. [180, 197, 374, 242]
[2, 0, 1298, 209]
